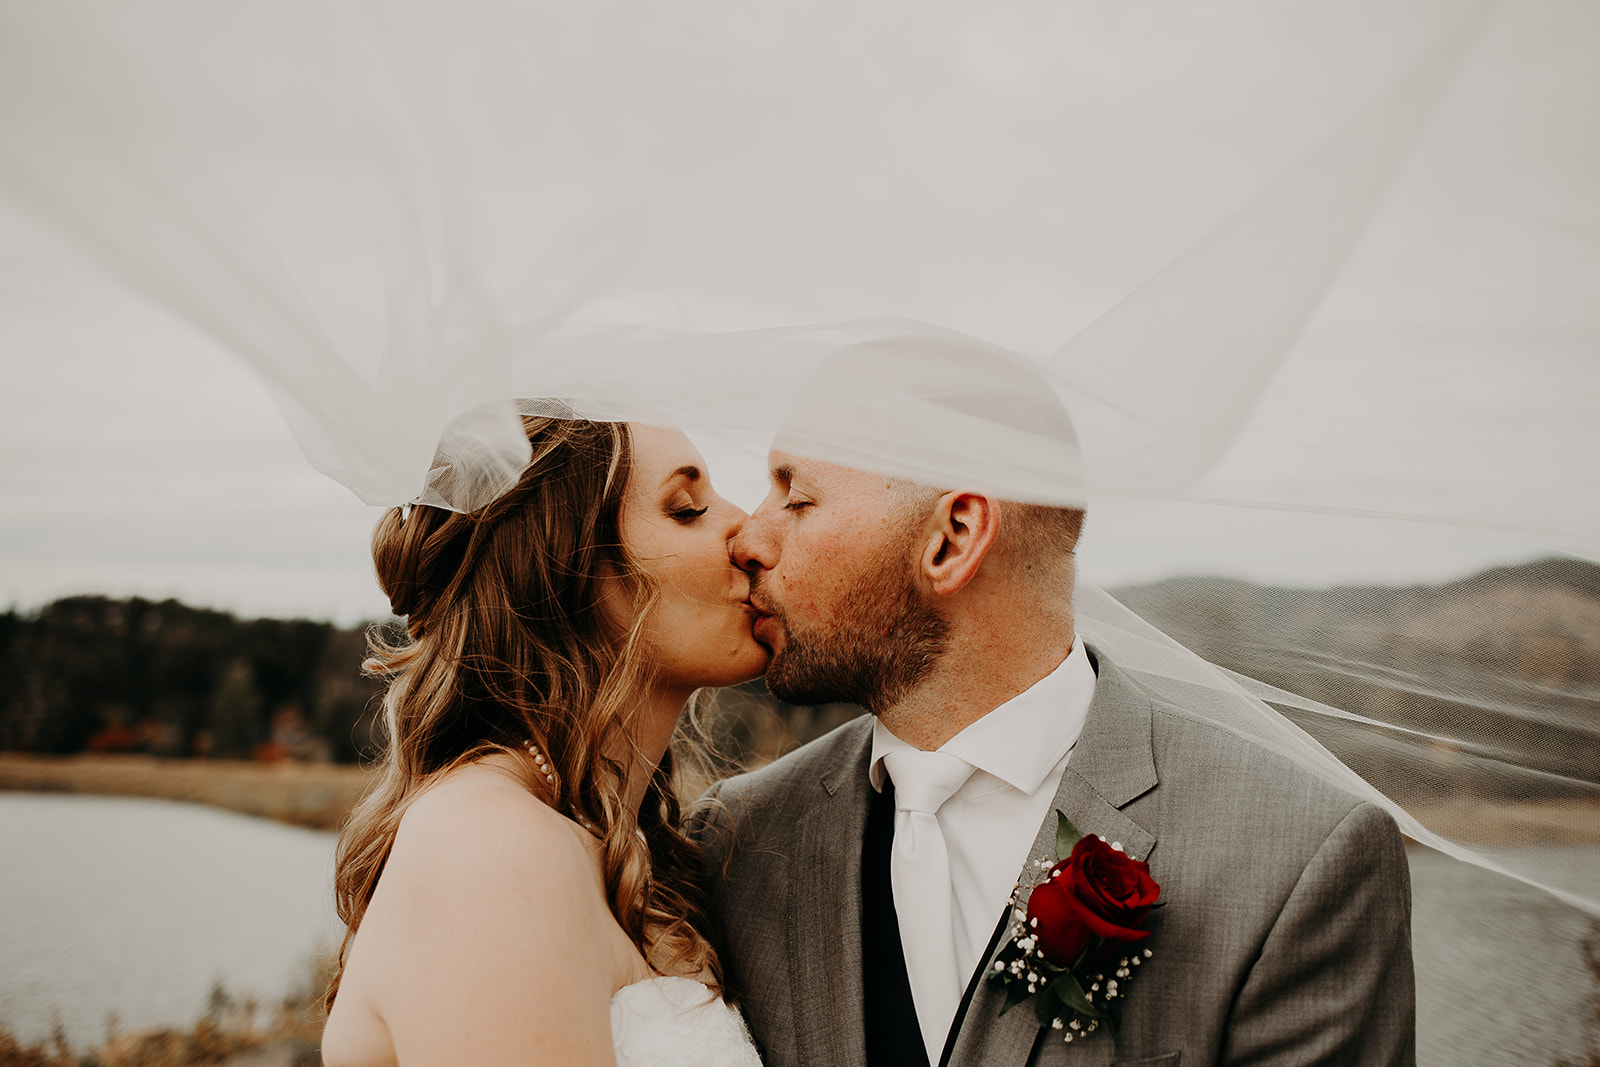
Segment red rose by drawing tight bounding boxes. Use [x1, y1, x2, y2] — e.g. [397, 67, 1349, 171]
[1025, 834, 1161, 968]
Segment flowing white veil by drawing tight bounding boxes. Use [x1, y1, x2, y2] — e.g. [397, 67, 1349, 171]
[3, 0, 1597, 1051]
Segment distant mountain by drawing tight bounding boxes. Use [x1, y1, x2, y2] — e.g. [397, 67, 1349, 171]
[1110, 557, 1600, 797]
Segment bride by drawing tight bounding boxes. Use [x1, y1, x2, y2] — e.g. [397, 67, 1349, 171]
[319, 416, 766, 1066]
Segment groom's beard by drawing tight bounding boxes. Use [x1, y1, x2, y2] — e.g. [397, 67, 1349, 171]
[757, 552, 949, 717]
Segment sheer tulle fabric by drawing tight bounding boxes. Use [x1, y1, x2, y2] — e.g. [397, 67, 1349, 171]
[1, 0, 1594, 934]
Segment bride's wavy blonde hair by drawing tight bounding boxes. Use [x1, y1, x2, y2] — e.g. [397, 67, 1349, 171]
[325, 416, 721, 1010]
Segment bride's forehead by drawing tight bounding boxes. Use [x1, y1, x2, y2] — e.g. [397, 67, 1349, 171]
[629, 423, 703, 473]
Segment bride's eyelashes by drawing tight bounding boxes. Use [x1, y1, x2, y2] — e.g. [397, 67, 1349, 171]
[669, 504, 710, 523]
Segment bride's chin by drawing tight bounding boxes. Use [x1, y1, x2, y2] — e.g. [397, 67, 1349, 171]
[675, 647, 769, 693]
[724, 644, 772, 688]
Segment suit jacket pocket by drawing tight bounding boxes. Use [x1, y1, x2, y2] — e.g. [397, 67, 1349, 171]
[1111, 1055, 1180, 1067]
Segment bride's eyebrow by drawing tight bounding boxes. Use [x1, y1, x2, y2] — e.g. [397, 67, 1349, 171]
[660, 465, 701, 489]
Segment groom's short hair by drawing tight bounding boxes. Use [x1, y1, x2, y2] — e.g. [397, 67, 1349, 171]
[1007, 501, 1085, 561]
[886, 478, 1085, 566]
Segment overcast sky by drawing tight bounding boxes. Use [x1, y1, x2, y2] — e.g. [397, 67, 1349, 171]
[2, 0, 1595, 624]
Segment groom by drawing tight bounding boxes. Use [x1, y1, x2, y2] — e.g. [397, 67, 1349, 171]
[694, 339, 1415, 1066]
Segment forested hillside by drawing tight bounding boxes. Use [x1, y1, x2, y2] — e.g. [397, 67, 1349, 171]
[0, 597, 382, 762]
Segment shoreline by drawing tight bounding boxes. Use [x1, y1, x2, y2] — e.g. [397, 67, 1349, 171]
[4, 751, 1597, 848]
[0, 753, 372, 832]
[1404, 796, 1600, 848]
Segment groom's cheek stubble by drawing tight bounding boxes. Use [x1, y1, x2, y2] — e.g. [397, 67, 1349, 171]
[759, 551, 949, 715]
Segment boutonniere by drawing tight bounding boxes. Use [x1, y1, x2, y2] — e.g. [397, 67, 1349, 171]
[986, 811, 1162, 1044]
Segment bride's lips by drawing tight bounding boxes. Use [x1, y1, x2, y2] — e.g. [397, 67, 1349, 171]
[744, 598, 778, 645]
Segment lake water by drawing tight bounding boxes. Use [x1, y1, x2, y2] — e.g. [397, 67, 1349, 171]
[0, 796, 1595, 1063]
[0, 794, 340, 1048]
[1411, 846, 1596, 1067]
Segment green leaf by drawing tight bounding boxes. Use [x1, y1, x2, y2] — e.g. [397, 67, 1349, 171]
[1033, 981, 1061, 1027]
[1052, 973, 1104, 1021]
[998, 977, 1032, 1016]
[1055, 810, 1081, 860]
[1071, 936, 1100, 972]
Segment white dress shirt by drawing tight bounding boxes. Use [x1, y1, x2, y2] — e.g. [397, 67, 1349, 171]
[869, 638, 1096, 990]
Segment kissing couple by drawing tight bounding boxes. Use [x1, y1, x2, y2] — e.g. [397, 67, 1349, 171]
[319, 347, 1415, 1067]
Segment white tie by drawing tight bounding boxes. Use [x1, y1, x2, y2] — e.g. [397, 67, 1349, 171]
[883, 748, 976, 1066]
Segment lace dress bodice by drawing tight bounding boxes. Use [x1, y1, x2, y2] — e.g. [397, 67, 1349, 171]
[610, 976, 762, 1067]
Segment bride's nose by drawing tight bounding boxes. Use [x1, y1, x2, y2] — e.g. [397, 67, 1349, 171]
[721, 500, 752, 542]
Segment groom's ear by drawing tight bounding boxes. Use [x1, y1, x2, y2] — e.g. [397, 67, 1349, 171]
[921, 489, 1000, 597]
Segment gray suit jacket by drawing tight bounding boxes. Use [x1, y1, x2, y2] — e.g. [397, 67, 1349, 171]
[695, 647, 1415, 1067]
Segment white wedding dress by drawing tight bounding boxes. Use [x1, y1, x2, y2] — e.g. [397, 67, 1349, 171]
[610, 977, 763, 1067]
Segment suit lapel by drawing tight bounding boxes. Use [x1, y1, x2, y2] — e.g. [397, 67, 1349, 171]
[788, 719, 875, 1067]
[945, 647, 1159, 1067]
[1046, 649, 1158, 862]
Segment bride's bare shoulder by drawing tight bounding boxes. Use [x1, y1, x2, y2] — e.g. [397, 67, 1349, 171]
[345, 759, 619, 996]
[350, 761, 610, 967]
[332, 767, 623, 1062]
[397, 760, 571, 835]
[382, 761, 598, 897]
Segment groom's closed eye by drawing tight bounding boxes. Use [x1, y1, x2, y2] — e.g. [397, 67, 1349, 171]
[769, 469, 817, 513]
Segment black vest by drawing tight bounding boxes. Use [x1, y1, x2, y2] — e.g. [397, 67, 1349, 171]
[862, 781, 931, 1067]
[861, 781, 1015, 1067]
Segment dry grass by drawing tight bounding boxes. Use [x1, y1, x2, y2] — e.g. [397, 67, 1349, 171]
[0, 959, 331, 1067]
[1556, 922, 1600, 1067]
[0, 754, 372, 832]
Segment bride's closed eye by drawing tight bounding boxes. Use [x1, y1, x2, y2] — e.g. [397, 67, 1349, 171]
[670, 504, 710, 523]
